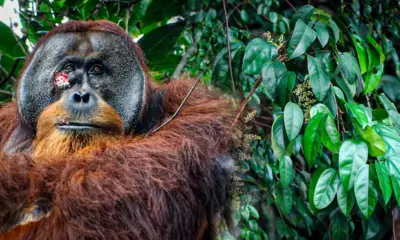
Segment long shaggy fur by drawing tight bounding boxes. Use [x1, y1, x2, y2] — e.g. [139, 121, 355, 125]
[0, 21, 235, 239]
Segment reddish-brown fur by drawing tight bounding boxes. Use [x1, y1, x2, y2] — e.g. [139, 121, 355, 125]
[0, 21, 234, 240]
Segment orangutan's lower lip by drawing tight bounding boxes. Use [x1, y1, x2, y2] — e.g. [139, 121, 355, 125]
[57, 122, 103, 131]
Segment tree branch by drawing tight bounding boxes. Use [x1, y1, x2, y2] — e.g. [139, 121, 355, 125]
[222, 0, 238, 107]
[230, 75, 263, 129]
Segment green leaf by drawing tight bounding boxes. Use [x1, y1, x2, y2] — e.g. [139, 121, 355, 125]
[364, 36, 385, 93]
[334, 76, 356, 101]
[240, 10, 249, 23]
[339, 140, 368, 191]
[290, 5, 314, 26]
[314, 22, 330, 47]
[322, 115, 341, 153]
[355, 123, 386, 157]
[351, 34, 368, 74]
[276, 184, 293, 215]
[362, 215, 380, 239]
[309, 167, 327, 213]
[392, 176, 400, 205]
[141, 0, 187, 26]
[328, 19, 339, 43]
[313, 168, 340, 209]
[303, 113, 328, 166]
[277, 71, 296, 107]
[346, 103, 370, 129]
[247, 205, 259, 219]
[288, 20, 317, 59]
[138, 22, 185, 71]
[332, 86, 345, 102]
[337, 183, 355, 216]
[354, 164, 378, 219]
[271, 131, 285, 159]
[242, 38, 278, 74]
[279, 155, 294, 188]
[272, 115, 289, 150]
[338, 52, 362, 85]
[284, 102, 304, 140]
[375, 161, 392, 205]
[332, 212, 349, 240]
[261, 61, 287, 98]
[0, 22, 26, 59]
[307, 55, 330, 101]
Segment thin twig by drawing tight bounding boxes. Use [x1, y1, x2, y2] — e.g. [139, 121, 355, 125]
[172, 31, 203, 80]
[284, 0, 296, 12]
[230, 75, 263, 129]
[152, 72, 204, 133]
[124, 3, 132, 33]
[0, 89, 13, 96]
[222, 0, 238, 107]
[393, 209, 397, 240]
[0, 66, 17, 83]
[9, 21, 28, 56]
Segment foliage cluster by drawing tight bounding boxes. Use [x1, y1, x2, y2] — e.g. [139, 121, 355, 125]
[0, 0, 399, 239]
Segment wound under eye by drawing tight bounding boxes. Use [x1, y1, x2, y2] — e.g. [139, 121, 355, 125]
[54, 72, 70, 88]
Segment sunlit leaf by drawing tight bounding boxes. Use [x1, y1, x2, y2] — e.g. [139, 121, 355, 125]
[307, 55, 330, 101]
[284, 102, 303, 140]
[314, 168, 340, 209]
[279, 155, 294, 188]
[339, 140, 368, 191]
[354, 164, 377, 219]
[303, 113, 328, 166]
[242, 38, 278, 74]
[288, 19, 317, 59]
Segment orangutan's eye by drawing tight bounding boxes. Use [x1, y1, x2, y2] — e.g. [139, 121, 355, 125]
[89, 65, 104, 74]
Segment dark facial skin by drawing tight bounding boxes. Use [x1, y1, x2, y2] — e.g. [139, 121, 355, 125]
[18, 32, 146, 133]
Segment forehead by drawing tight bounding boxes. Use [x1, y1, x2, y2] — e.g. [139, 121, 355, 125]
[39, 31, 133, 59]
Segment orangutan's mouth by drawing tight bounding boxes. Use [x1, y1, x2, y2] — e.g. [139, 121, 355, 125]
[57, 121, 104, 131]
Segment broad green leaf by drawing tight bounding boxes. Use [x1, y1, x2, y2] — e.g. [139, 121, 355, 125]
[309, 167, 327, 213]
[375, 161, 392, 205]
[272, 115, 288, 150]
[392, 176, 400, 205]
[374, 124, 400, 155]
[322, 88, 338, 117]
[351, 34, 368, 74]
[332, 213, 349, 240]
[276, 184, 293, 215]
[328, 19, 339, 43]
[334, 76, 356, 101]
[240, 10, 249, 23]
[310, 104, 341, 153]
[337, 183, 355, 216]
[314, 22, 330, 47]
[277, 71, 296, 107]
[322, 115, 341, 153]
[307, 55, 330, 101]
[290, 5, 314, 26]
[364, 36, 385, 93]
[271, 131, 285, 159]
[313, 168, 340, 209]
[284, 102, 304, 140]
[338, 52, 362, 85]
[332, 86, 345, 102]
[288, 20, 317, 59]
[0, 22, 26, 59]
[303, 113, 328, 166]
[354, 165, 378, 219]
[339, 140, 368, 191]
[261, 61, 287, 98]
[279, 155, 294, 188]
[355, 122, 386, 157]
[138, 22, 185, 71]
[346, 103, 370, 129]
[247, 205, 259, 219]
[242, 38, 278, 74]
[378, 92, 397, 111]
[362, 215, 380, 239]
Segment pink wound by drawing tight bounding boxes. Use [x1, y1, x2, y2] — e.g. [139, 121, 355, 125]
[54, 72, 70, 87]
